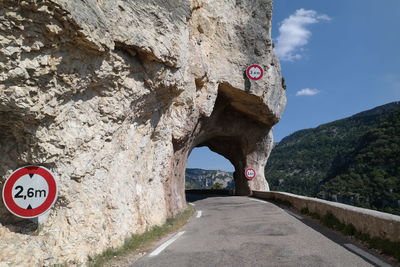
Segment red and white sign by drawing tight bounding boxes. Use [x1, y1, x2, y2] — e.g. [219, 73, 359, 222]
[245, 168, 256, 179]
[246, 65, 264, 80]
[2, 166, 58, 219]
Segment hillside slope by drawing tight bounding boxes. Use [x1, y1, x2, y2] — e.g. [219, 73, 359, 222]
[266, 101, 400, 214]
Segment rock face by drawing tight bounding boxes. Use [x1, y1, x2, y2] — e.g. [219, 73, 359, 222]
[185, 168, 234, 189]
[0, 0, 286, 265]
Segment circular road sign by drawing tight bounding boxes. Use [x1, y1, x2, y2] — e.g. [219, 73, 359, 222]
[245, 168, 256, 179]
[2, 166, 58, 219]
[246, 65, 264, 80]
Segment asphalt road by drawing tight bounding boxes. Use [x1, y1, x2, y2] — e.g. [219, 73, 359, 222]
[131, 195, 387, 267]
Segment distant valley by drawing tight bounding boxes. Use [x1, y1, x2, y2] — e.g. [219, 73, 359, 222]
[266, 101, 400, 215]
[185, 168, 234, 190]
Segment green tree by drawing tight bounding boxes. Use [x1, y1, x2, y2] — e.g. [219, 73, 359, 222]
[210, 182, 224, 190]
[266, 102, 400, 215]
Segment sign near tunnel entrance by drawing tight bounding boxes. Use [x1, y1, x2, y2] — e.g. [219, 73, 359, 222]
[246, 65, 264, 80]
[2, 166, 58, 219]
[245, 168, 256, 179]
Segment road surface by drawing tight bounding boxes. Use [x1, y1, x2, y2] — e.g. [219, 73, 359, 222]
[132, 195, 388, 267]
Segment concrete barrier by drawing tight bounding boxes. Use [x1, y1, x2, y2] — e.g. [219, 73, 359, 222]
[252, 191, 400, 242]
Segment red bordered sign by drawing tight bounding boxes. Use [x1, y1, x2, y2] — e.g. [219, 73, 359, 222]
[2, 166, 58, 219]
[246, 65, 264, 81]
[245, 168, 256, 180]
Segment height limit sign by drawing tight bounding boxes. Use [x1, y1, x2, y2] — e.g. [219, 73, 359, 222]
[245, 168, 256, 180]
[2, 166, 58, 219]
[246, 65, 264, 81]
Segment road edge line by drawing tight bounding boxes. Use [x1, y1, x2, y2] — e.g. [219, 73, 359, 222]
[149, 231, 186, 257]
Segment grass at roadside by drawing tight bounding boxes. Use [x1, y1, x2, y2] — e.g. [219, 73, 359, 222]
[87, 205, 195, 267]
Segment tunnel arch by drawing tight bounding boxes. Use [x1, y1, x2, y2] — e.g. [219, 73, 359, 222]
[190, 84, 274, 195]
[193, 136, 248, 195]
[169, 82, 277, 212]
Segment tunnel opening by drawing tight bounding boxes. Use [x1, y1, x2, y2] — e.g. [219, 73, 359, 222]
[185, 146, 235, 191]
[168, 81, 277, 217]
[185, 84, 273, 196]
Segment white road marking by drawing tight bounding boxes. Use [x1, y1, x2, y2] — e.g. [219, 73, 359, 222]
[344, 243, 391, 267]
[285, 209, 303, 220]
[149, 231, 185, 257]
[249, 198, 268, 204]
[189, 203, 195, 206]
[249, 198, 303, 220]
[196, 210, 202, 218]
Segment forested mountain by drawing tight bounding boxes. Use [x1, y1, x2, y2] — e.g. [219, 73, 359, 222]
[185, 168, 234, 189]
[266, 102, 400, 215]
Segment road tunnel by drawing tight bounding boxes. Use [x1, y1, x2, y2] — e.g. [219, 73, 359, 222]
[190, 85, 274, 196]
[169, 82, 276, 212]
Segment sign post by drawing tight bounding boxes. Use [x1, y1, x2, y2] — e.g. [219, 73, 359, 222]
[245, 168, 256, 180]
[2, 166, 58, 219]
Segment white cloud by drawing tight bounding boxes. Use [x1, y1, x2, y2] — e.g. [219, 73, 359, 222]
[275, 8, 331, 61]
[296, 88, 320, 96]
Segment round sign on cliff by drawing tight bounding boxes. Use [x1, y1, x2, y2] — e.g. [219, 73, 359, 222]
[2, 166, 58, 219]
[245, 168, 256, 179]
[246, 65, 264, 80]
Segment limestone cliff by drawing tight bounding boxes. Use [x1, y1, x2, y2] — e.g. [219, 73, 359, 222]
[0, 0, 286, 265]
[185, 168, 234, 189]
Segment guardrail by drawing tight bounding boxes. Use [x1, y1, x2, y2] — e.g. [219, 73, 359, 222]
[252, 191, 400, 243]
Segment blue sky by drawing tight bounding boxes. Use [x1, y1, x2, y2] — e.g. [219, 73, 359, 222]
[188, 0, 400, 171]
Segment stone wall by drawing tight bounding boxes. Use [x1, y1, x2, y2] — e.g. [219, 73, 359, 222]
[0, 0, 286, 265]
[252, 191, 400, 243]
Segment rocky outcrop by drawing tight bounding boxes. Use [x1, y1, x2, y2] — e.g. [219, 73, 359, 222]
[185, 168, 234, 189]
[0, 0, 286, 265]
